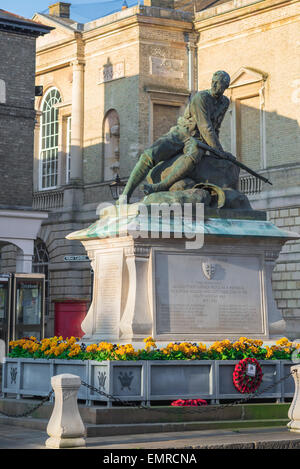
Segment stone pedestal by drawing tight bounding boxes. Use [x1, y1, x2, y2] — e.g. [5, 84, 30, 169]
[45, 374, 86, 449]
[66, 207, 299, 344]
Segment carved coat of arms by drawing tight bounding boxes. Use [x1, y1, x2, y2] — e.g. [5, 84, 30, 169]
[202, 262, 216, 280]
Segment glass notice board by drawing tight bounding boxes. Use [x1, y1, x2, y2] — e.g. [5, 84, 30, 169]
[13, 274, 45, 340]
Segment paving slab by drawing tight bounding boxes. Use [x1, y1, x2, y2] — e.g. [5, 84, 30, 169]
[0, 423, 300, 450]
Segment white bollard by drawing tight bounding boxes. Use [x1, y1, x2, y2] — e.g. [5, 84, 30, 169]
[288, 365, 300, 432]
[45, 374, 86, 448]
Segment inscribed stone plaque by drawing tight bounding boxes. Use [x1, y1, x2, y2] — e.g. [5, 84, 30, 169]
[154, 252, 265, 336]
[149, 56, 183, 79]
[95, 251, 123, 338]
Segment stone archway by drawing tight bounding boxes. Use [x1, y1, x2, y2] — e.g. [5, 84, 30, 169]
[0, 209, 48, 273]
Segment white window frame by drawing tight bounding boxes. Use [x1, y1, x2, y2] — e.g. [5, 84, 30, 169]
[39, 87, 61, 190]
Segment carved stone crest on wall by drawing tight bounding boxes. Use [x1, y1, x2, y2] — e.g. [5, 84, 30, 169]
[99, 61, 125, 84]
[202, 262, 216, 280]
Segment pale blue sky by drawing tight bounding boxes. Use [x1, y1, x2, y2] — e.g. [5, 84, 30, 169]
[1, 0, 139, 22]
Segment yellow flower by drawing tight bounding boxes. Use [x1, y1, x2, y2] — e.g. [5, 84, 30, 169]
[68, 344, 81, 357]
[144, 336, 153, 342]
[86, 344, 98, 353]
[265, 346, 274, 359]
[143, 336, 156, 351]
[198, 342, 207, 352]
[276, 337, 291, 347]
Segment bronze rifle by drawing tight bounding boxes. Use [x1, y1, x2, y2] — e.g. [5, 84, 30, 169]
[196, 140, 272, 185]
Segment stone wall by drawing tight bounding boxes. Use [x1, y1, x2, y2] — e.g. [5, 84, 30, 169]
[194, 0, 300, 337]
[268, 208, 300, 339]
[195, 0, 300, 175]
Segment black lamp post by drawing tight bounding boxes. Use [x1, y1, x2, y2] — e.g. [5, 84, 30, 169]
[109, 173, 126, 201]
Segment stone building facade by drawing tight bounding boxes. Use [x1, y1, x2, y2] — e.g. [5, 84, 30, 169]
[192, 0, 300, 338]
[2, 0, 298, 338]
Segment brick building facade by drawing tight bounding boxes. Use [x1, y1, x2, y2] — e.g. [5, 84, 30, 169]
[0, 11, 52, 207]
[0, 11, 50, 274]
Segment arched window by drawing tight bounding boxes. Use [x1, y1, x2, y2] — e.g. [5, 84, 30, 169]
[39, 88, 61, 189]
[103, 109, 120, 181]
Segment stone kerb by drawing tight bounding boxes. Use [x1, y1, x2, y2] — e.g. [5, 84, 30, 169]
[45, 374, 86, 449]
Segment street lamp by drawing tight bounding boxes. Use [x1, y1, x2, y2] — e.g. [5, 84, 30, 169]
[109, 173, 126, 201]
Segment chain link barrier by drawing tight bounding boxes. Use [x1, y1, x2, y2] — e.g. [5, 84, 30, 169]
[0, 369, 296, 419]
[0, 390, 54, 418]
[80, 370, 297, 417]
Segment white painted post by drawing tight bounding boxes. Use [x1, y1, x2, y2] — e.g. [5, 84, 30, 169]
[287, 365, 300, 433]
[45, 374, 86, 448]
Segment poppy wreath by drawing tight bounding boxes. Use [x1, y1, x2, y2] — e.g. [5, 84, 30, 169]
[233, 357, 263, 394]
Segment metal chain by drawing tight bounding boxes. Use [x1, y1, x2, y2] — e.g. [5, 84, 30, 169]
[0, 390, 54, 418]
[80, 381, 148, 408]
[0, 369, 296, 419]
[80, 369, 297, 416]
[177, 369, 297, 417]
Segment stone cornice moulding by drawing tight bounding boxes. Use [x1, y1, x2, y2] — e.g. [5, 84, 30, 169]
[0, 210, 48, 219]
[194, 0, 299, 30]
[33, 12, 79, 34]
[35, 56, 85, 76]
[53, 101, 72, 110]
[83, 14, 193, 44]
[36, 36, 80, 56]
[36, 60, 72, 75]
[229, 66, 268, 89]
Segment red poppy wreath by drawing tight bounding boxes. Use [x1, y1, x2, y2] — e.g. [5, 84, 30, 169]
[233, 357, 263, 394]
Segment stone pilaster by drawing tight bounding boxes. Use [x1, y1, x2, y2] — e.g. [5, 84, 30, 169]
[70, 60, 84, 183]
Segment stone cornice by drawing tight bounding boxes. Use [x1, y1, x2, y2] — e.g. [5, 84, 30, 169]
[35, 59, 72, 76]
[83, 13, 193, 44]
[36, 42, 85, 75]
[194, 0, 299, 30]
[36, 34, 79, 55]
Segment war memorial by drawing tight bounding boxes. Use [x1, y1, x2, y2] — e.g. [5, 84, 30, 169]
[66, 70, 298, 344]
[2, 70, 300, 449]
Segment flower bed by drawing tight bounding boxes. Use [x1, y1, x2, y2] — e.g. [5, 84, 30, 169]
[4, 336, 298, 405]
[8, 336, 300, 362]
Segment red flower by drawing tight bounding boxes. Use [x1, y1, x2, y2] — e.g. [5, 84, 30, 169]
[171, 399, 185, 406]
[171, 398, 208, 407]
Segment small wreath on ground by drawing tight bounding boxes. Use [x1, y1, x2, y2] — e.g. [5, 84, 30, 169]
[171, 399, 207, 407]
[233, 357, 263, 394]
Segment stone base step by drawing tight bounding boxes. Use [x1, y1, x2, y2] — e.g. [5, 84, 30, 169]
[0, 398, 291, 437]
[0, 414, 289, 437]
